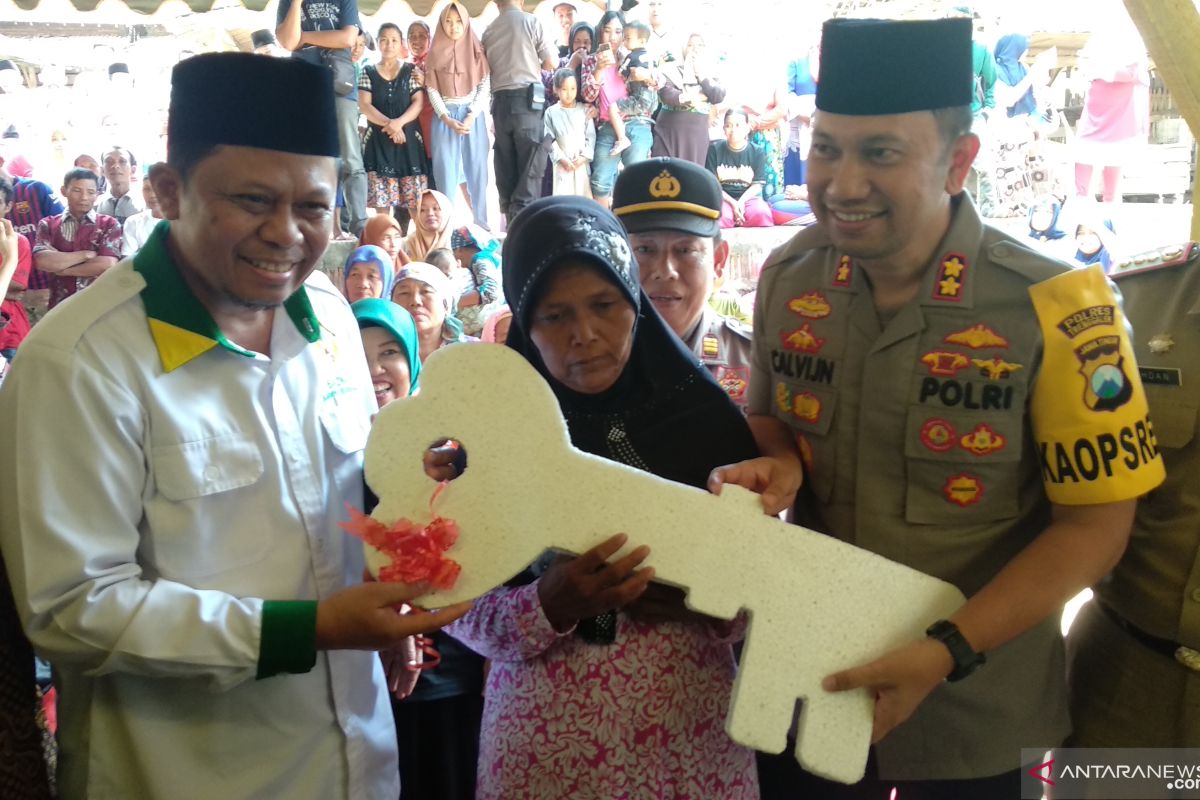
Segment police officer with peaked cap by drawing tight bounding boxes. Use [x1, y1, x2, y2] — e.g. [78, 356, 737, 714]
[709, 17, 1166, 799]
[613, 157, 753, 410]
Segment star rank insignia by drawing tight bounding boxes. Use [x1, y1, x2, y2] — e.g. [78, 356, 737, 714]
[931, 253, 968, 302]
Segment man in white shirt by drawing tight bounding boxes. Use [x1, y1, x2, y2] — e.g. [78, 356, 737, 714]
[0, 52, 465, 799]
[95, 145, 143, 224]
[119, 164, 164, 256]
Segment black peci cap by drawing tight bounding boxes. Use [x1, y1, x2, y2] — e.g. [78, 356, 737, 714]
[816, 18, 973, 116]
[612, 157, 722, 238]
[167, 52, 339, 163]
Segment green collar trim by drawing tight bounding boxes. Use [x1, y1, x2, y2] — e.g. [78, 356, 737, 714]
[133, 221, 320, 372]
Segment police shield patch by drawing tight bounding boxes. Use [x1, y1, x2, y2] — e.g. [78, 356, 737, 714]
[1076, 335, 1132, 412]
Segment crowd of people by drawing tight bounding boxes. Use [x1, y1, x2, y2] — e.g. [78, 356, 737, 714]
[255, 0, 838, 233]
[0, 4, 1195, 800]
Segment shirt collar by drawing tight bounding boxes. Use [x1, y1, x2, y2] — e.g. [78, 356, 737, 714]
[64, 208, 97, 225]
[824, 194, 983, 308]
[133, 221, 321, 373]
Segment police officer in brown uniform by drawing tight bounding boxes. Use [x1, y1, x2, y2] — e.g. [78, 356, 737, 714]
[714, 18, 1166, 799]
[1066, 244, 1200, 747]
[612, 158, 754, 410]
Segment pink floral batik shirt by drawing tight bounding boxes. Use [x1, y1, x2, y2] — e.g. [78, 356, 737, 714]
[447, 582, 759, 800]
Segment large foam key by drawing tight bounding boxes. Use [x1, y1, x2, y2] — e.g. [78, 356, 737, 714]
[364, 344, 965, 784]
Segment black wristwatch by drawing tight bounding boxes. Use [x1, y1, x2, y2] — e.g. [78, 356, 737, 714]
[925, 619, 986, 682]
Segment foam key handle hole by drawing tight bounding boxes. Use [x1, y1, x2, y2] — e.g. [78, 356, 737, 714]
[424, 438, 469, 482]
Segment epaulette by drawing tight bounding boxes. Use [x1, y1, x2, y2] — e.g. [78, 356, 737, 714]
[758, 224, 830, 273]
[723, 316, 753, 340]
[305, 269, 345, 299]
[19, 260, 144, 353]
[981, 232, 1072, 285]
[1110, 242, 1197, 280]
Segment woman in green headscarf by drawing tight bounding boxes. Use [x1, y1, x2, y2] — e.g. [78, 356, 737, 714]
[352, 298, 422, 407]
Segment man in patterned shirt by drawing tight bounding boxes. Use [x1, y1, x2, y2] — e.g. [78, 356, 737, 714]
[33, 168, 121, 309]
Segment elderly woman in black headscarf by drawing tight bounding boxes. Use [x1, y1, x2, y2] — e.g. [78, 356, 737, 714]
[445, 196, 761, 799]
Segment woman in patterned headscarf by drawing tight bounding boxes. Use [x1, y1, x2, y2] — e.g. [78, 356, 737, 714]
[445, 196, 761, 800]
[390, 261, 473, 361]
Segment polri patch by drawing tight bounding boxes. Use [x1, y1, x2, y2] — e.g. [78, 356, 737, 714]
[944, 324, 1008, 349]
[921, 350, 970, 377]
[717, 366, 749, 400]
[972, 357, 1022, 380]
[781, 323, 826, 354]
[788, 291, 832, 319]
[943, 473, 983, 506]
[960, 423, 1006, 456]
[920, 418, 957, 452]
[792, 391, 822, 423]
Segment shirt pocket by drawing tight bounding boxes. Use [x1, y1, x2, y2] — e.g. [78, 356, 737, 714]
[1145, 390, 1197, 452]
[902, 408, 1023, 525]
[775, 379, 837, 504]
[149, 433, 269, 577]
[320, 402, 370, 456]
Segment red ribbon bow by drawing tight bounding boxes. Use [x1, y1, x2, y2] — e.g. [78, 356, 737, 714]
[340, 489, 462, 590]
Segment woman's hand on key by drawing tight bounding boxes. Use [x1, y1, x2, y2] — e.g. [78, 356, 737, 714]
[537, 533, 654, 632]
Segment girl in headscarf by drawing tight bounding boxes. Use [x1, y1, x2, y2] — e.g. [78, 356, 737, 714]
[359, 23, 430, 232]
[360, 214, 410, 272]
[480, 304, 511, 344]
[450, 223, 503, 337]
[1027, 194, 1076, 261]
[342, 245, 396, 304]
[426, 2, 491, 231]
[403, 189, 454, 262]
[391, 261, 472, 361]
[994, 34, 1039, 119]
[1028, 195, 1069, 242]
[353, 298, 485, 800]
[989, 33, 1050, 218]
[445, 195, 761, 800]
[1073, 212, 1119, 272]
